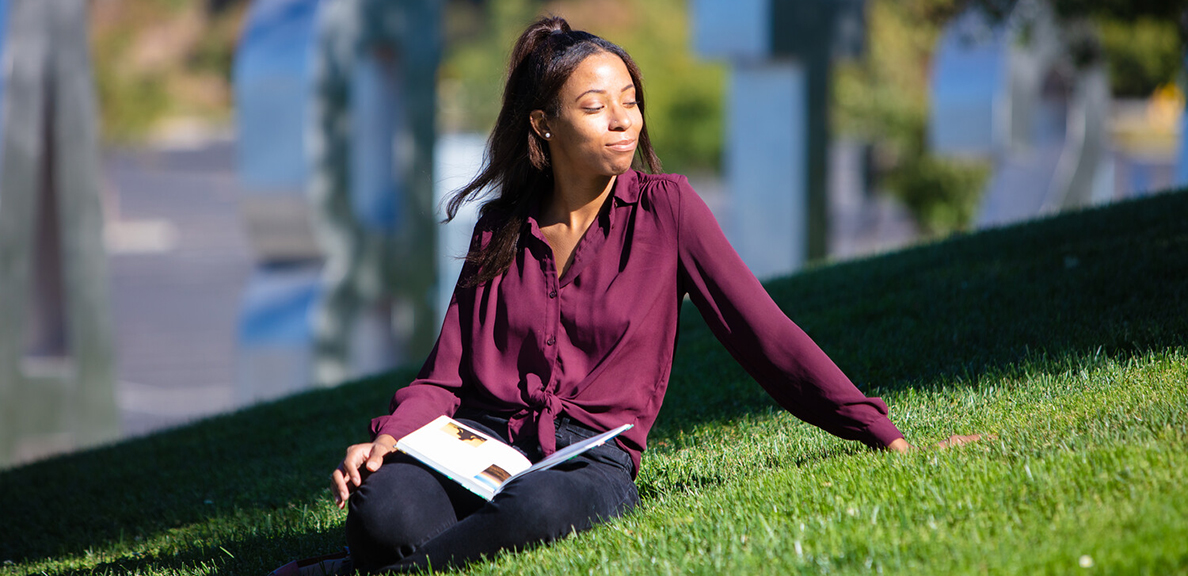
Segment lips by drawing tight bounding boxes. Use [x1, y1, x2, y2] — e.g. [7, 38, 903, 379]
[607, 139, 636, 152]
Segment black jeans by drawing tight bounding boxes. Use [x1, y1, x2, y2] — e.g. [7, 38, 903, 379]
[345, 414, 639, 573]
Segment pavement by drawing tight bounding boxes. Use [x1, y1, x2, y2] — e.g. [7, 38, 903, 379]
[104, 138, 251, 437]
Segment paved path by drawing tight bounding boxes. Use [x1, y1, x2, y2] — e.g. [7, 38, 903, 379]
[103, 139, 251, 437]
[976, 144, 1064, 229]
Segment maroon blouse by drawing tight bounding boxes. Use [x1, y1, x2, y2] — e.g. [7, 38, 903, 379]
[370, 170, 903, 475]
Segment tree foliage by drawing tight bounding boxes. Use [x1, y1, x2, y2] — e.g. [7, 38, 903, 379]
[1099, 17, 1183, 97]
[833, 0, 990, 237]
[89, 0, 244, 141]
[833, 0, 1184, 236]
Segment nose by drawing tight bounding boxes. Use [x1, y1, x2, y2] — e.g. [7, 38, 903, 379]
[609, 103, 632, 132]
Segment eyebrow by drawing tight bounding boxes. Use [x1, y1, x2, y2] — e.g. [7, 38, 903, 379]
[574, 84, 635, 101]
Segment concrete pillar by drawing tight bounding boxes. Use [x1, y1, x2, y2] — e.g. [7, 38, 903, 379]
[694, 0, 862, 278]
[0, 0, 119, 468]
[725, 62, 807, 278]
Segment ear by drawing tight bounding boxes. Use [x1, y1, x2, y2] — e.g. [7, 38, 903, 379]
[529, 110, 552, 141]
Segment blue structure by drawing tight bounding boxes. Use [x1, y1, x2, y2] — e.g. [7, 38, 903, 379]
[235, 1, 430, 246]
[929, 4, 1111, 228]
[347, 54, 403, 231]
[232, 0, 323, 404]
[693, 0, 864, 278]
[235, 0, 319, 193]
[232, 0, 444, 399]
[234, 0, 408, 240]
[1179, 107, 1188, 188]
[1179, 54, 1188, 188]
[928, 12, 1007, 157]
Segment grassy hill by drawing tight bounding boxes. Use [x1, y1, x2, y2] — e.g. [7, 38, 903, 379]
[2, 190, 1185, 574]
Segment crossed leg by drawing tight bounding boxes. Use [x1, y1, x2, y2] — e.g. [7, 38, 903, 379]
[346, 452, 637, 573]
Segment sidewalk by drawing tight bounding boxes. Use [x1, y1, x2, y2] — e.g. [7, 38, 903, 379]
[103, 138, 251, 437]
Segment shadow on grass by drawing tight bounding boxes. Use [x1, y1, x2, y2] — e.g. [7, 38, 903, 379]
[1, 190, 1185, 568]
[29, 529, 347, 576]
[0, 370, 408, 565]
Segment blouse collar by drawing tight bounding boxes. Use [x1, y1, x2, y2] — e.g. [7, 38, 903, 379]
[611, 168, 641, 206]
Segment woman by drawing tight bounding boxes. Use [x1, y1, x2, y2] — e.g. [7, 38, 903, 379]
[277, 16, 975, 575]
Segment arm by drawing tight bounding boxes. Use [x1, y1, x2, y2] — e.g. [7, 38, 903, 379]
[673, 178, 905, 449]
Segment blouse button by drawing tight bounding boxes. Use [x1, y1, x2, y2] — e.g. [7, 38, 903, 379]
[548, 290, 557, 299]
[545, 336, 556, 346]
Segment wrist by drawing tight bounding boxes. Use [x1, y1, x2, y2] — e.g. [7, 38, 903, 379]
[375, 434, 398, 452]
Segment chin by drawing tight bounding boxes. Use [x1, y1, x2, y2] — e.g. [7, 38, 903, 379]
[606, 158, 636, 175]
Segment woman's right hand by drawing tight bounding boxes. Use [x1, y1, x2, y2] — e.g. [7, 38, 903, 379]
[331, 434, 397, 509]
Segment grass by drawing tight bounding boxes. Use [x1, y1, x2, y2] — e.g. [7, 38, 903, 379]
[2, 189, 1186, 575]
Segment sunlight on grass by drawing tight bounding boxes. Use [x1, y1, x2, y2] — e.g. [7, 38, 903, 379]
[479, 351, 1186, 575]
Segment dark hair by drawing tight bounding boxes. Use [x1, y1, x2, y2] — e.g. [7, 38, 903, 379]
[445, 16, 661, 287]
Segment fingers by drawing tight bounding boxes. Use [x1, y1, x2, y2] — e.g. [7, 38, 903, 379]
[888, 434, 988, 454]
[330, 442, 377, 509]
[348, 450, 364, 488]
[365, 441, 393, 473]
[331, 466, 350, 509]
[330, 438, 398, 509]
[936, 433, 983, 449]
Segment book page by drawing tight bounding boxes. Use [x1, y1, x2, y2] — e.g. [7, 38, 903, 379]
[513, 423, 633, 480]
[397, 416, 532, 493]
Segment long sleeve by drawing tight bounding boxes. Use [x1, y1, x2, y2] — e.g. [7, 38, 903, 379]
[673, 178, 903, 448]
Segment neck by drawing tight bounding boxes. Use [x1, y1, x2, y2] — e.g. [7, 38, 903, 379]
[541, 171, 617, 229]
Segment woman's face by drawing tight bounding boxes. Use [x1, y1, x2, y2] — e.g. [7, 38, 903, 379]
[533, 51, 643, 181]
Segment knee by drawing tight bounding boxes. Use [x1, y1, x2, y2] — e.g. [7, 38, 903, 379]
[346, 463, 454, 559]
[344, 474, 389, 534]
[492, 475, 628, 541]
[484, 490, 580, 544]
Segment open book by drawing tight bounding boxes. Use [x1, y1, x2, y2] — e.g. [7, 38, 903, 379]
[396, 415, 632, 501]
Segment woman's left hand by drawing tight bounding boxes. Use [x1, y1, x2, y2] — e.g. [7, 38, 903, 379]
[935, 434, 983, 449]
[887, 434, 983, 453]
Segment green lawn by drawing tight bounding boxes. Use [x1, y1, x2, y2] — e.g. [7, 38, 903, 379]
[3, 190, 1186, 575]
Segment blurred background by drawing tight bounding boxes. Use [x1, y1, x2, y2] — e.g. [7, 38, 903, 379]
[0, 0, 1184, 469]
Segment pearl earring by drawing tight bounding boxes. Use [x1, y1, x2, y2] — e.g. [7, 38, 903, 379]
[544, 132, 551, 139]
